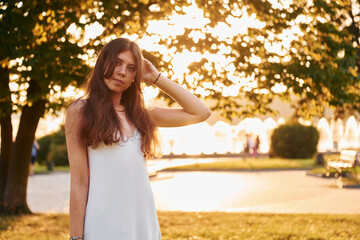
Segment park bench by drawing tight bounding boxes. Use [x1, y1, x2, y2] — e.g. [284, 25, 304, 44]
[325, 149, 359, 180]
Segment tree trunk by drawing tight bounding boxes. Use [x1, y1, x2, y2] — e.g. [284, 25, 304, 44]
[2, 99, 45, 214]
[0, 66, 13, 211]
[0, 115, 13, 204]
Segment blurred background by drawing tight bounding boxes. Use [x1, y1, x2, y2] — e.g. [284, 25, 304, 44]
[1, 0, 360, 215]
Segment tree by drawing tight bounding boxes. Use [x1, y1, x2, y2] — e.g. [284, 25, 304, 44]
[0, 0, 188, 214]
[161, 0, 360, 120]
[0, 0, 92, 214]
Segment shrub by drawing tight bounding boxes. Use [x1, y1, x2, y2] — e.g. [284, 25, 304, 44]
[37, 135, 53, 164]
[37, 125, 68, 166]
[270, 123, 319, 159]
[47, 143, 68, 166]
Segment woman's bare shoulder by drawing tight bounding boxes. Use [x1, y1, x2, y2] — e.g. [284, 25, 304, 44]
[67, 99, 86, 114]
[66, 99, 86, 126]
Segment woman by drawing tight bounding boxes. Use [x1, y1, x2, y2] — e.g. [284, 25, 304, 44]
[65, 38, 210, 240]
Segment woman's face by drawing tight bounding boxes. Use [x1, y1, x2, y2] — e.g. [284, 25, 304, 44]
[104, 49, 137, 94]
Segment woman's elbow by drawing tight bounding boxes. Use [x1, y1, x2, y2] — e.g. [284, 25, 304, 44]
[70, 172, 89, 189]
[199, 108, 211, 122]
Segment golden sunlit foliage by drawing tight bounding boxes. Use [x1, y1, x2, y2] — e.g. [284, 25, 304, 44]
[155, 0, 360, 119]
[2, 0, 359, 119]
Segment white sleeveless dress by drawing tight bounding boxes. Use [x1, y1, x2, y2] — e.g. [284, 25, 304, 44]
[83, 130, 161, 240]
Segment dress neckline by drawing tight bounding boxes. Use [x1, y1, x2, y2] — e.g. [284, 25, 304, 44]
[122, 129, 139, 142]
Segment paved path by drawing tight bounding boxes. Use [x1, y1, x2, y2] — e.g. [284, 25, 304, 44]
[27, 172, 70, 213]
[27, 169, 360, 214]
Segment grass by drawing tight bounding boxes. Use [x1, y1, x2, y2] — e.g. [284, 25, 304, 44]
[160, 157, 315, 171]
[33, 158, 316, 174]
[33, 164, 69, 174]
[308, 166, 360, 176]
[0, 213, 68, 240]
[0, 212, 359, 239]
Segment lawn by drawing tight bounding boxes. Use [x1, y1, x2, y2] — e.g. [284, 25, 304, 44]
[33, 158, 316, 174]
[160, 157, 315, 171]
[33, 164, 69, 174]
[0, 212, 359, 239]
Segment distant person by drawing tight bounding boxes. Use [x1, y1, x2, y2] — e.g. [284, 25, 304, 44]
[253, 135, 260, 157]
[245, 134, 254, 154]
[30, 140, 40, 176]
[65, 38, 211, 240]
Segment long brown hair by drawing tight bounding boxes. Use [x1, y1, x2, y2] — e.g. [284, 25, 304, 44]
[78, 38, 160, 159]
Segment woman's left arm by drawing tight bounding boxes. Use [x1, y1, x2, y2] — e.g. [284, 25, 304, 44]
[143, 59, 211, 127]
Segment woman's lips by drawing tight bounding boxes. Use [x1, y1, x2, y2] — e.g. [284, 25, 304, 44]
[113, 79, 124, 85]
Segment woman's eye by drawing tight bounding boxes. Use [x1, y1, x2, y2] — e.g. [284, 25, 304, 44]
[128, 67, 136, 72]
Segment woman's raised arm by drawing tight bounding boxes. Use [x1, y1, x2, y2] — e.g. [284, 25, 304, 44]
[143, 59, 211, 127]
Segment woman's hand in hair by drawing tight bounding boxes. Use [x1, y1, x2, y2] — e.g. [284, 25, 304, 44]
[143, 59, 160, 84]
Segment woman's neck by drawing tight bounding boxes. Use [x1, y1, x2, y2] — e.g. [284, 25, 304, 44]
[111, 92, 122, 109]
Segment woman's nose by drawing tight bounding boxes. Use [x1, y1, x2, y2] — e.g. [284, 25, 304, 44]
[117, 66, 126, 76]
